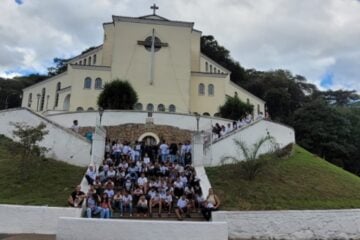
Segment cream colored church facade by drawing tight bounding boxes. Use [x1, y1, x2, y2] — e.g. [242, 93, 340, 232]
[22, 11, 265, 117]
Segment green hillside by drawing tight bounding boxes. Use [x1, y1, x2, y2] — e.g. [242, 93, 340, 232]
[206, 145, 360, 210]
[0, 135, 86, 206]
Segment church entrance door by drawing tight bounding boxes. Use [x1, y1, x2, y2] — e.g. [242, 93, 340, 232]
[138, 132, 160, 146]
[143, 136, 157, 146]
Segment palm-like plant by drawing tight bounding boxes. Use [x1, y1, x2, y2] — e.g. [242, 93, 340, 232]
[221, 135, 276, 181]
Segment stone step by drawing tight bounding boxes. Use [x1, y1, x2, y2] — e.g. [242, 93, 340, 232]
[111, 211, 205, 221]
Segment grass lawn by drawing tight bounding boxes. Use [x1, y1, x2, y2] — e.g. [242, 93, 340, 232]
[0, 135, 86, 206]
[206, 145, 360, 210]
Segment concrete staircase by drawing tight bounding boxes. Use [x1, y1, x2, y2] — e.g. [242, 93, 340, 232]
[111, 210, 205, 221]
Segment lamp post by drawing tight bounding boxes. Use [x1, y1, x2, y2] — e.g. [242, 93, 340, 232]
[98, 107, 104, 125]
[195, 113, 200, 133]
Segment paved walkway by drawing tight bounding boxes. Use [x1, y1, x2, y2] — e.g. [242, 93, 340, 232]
[0, 234, 55, 240]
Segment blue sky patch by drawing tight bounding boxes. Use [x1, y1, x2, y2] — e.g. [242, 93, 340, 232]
[15, 0, 24, 5]
[320, 71, 334, 89]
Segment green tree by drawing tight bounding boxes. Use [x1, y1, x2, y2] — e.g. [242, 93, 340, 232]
[201, 35, 248, 85]
[264, 88, 291, 122]
[0, 74, 47, 110]
[221, 135, 277, 180]
[244, 69, 317, 123]
[320, 89, 360, 106]
[97, 79, 138, 110]
[335, 107, 360, 174]
[12, 122, 49, 180]
[218, 95, 253, 120]
[293, 100, 354, 168]
[47, 58, 70, 76]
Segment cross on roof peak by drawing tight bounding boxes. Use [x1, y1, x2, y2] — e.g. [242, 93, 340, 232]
[150, 3, 159, 15]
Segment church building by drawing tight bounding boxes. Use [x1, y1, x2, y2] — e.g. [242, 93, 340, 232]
[21, 5, 265, 117]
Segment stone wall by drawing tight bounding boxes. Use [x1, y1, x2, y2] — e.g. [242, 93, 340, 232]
[79, 123, 193, 144]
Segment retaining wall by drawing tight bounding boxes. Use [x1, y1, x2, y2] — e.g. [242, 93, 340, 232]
[0, 204, 81, 234]
[57, 217, 228, 240]
[0, 108, 91, 166]
[213, 210, 360, 240]
[204, 120, 295, 166]
[46, 110, 231, 131]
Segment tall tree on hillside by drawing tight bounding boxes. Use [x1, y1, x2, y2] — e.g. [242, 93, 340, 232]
[245, 69, 317, 123]
[47, 58, 70, 76]
[320, 90, 360, 106]
[336, 107, 360, 174]
[200, 35, 248, 85]
[47, 46, 98, 77]
[97, 79, 138, 110]
[293, 100, 355, 169]
[218, 95, 253, 120]
[0, 74, 47, 110]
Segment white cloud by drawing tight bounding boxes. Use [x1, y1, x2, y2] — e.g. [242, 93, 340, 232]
[0, 71, 21, 79]
[0, 0, 359, 92]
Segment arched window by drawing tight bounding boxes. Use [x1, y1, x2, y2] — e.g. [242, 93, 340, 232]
[208, 84, 214, 96]
[257, 104, 260, 114]
[247, 98, 250, 104]
[134, 103, 143, 110]
[28, 93, 32, 108]
[210, 65, 212, 73]
[214, 112, 220, 117]
[87, 107, 94, 111]
[169, 104, 176, 113]
[54, 82, 61, 107]
[214, 67, 217, 73]
[203, 112, 210, 116]
[40, 88, 46, 111]
[84, 59, 87, 65]
[218, 70, 220, 74]
[79, 60, 82, 65]
[76, 107, 84, 112]
[147, 103, 154, 112]
[95, 78, 102, 89]
[93, 55, 96, 65]
[84, 77, 92, 89]
[88, 56, 91, 65]
[205, 62, 208, 72]
[157, 104, 165, 112]
[198, 83, 205, 95]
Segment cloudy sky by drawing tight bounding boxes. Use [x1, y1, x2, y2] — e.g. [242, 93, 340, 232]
[1, 0, 360, 92]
